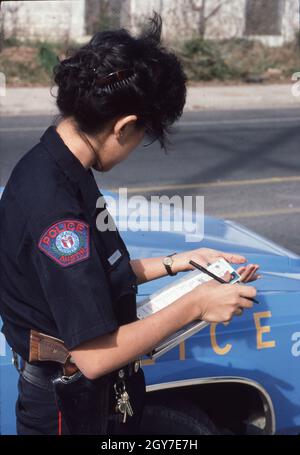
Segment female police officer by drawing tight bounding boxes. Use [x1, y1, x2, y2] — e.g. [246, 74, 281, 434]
[0, 14, 259, 435]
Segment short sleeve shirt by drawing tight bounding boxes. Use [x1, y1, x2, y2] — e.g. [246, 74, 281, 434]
[0, 126, 138, 360]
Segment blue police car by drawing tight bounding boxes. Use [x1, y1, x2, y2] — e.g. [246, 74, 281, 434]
[1, 189, 300, 435]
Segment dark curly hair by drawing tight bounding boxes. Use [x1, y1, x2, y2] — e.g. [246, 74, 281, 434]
[53, 13, 187, 149]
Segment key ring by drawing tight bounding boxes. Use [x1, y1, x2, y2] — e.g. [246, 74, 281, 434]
[114, 379, 126, 396]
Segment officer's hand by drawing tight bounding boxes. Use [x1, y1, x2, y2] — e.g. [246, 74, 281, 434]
[190, 275, 257, 323]
[237, 263, 261, 282]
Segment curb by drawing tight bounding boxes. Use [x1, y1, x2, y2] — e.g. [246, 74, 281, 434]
[0, 84, 299, 116]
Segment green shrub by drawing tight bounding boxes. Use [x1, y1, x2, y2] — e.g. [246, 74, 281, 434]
[38, 43, 58, 75]
[180, 38, 237, 81]
[2, 37, 20, 47]
[179, 36, 299, 82]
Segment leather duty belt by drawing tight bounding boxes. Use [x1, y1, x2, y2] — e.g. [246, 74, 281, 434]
[19, 358, 142, 391]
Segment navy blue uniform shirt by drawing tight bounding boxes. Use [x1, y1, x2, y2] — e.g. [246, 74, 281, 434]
[0, 126, 138, 360]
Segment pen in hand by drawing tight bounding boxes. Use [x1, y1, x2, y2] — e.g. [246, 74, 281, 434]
[189, 260, 259, 305]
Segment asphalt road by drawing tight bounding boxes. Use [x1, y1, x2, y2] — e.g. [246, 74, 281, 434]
[1, 108, 300, 254]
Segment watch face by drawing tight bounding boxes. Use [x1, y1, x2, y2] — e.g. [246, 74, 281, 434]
[164, 257, 173, 266]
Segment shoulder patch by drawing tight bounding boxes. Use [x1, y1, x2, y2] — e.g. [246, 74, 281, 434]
[38, 220, 90, 267]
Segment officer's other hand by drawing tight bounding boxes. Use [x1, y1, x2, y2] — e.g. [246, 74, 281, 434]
[190, 278, 257, 323]
[237, 263, 261, 282]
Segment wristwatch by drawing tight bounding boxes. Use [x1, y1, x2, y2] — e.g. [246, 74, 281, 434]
[163, 252, 177, 276]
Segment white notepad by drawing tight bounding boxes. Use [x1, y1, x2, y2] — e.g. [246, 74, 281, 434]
[137, 258, 240, 359]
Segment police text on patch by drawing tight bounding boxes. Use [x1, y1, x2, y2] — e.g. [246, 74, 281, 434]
[38, 220, 90, 267]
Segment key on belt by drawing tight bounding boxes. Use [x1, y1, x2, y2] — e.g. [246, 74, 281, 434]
[114, 380, 134, 423]
[113, 359, 141, 423]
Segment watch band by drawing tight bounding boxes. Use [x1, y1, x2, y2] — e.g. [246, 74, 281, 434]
[163, 252, 177, 276]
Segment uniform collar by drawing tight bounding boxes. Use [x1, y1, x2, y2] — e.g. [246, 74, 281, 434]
[40, 125, 90, 185]
[40, 126, 103, 215]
